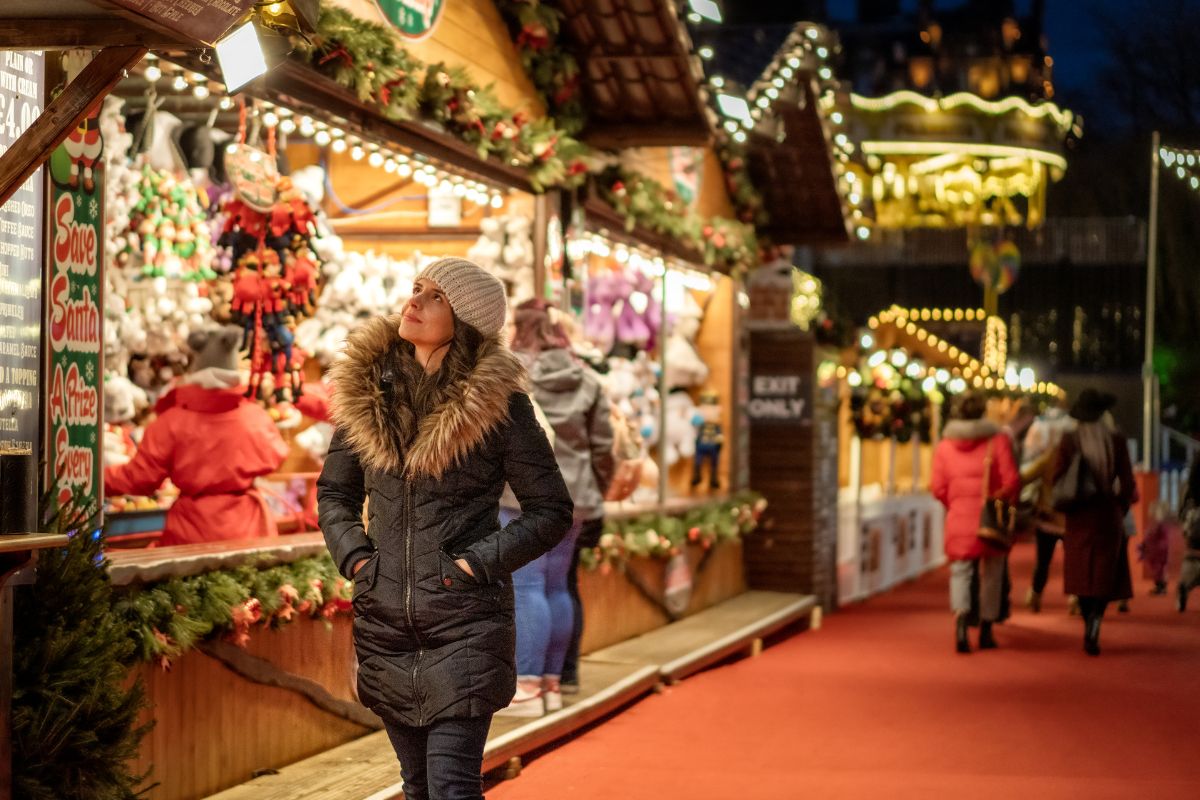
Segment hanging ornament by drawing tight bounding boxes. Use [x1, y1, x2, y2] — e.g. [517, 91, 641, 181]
[969, 238, 1020, 296]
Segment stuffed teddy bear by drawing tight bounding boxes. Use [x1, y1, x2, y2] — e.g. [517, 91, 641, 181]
[664, 292, 709, 390]
[664, 389, 698, 467]
[102, 374, 149, 468]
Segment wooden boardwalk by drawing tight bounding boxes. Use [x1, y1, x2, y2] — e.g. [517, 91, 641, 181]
[207, 590, 817, 800]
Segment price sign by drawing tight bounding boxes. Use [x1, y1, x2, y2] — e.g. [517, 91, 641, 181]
[0, 51, 44, 459]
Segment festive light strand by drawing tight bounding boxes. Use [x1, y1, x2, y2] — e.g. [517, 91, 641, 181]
[1160, 145, 1200, 192]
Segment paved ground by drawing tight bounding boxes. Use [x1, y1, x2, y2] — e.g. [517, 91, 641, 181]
[489, 539, 1199, 799]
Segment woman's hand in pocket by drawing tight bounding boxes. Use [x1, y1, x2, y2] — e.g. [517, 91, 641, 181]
[454, 558, 475, 578]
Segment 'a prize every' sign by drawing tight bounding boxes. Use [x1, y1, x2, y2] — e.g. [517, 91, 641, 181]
[46, 105, 105, 514]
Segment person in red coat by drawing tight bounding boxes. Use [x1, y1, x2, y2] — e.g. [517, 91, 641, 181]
[105, 325, 288, 546]
[931, 391, 1020, 653]
[1051, 389, 1137, 656]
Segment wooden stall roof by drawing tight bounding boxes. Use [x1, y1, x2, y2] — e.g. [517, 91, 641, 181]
[747, 81, 849, 246]
[0, 0, 195, 49]
[557, 0, 715, 148]
[742, 24, 850, 247]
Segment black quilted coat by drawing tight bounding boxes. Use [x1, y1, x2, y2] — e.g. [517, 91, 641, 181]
[317, 316, 573, 727]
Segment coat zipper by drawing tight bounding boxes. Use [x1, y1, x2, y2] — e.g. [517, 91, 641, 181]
[404, 481, 425, 725]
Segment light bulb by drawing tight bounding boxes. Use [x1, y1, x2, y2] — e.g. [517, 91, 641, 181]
[453, 182, 467, 197]
[219, 96, 234, 110]
[350, 145, 365, 161]
[490, 194, 504, 209]
[368, 151, 384, 167]
[331, 137, 347, 153]
[192, 84, 210, 99]
[172, 74, 188, 91]
[143, 65, 162, 82]
[279, 118, 296, 134]
[397, 162, 413, 178]
[263, 111, 279, 127]
[314, 130, 331, 146]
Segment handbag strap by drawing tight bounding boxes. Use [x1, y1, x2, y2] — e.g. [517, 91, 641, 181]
[981, 438, 993, 501]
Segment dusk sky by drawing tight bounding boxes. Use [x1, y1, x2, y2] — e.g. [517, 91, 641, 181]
[821, 0, 1133, 110]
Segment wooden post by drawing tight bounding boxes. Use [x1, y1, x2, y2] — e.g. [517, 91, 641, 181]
[0, 45, 145, 208]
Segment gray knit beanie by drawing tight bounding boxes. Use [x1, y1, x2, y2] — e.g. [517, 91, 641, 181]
[416, 257, 508, 337]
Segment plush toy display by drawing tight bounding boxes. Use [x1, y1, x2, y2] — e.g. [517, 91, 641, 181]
[664, 389, 699, 467]
[468, 214, 535, 297]
[584, 268, 663, 355]
[294, 236, 425, 365]
[690, 390, 724, 490]
[664, 292, 709, 390]
[102, 374, 149, 469]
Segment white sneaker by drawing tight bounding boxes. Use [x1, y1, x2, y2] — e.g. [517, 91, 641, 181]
[497, 680, 544, 717]
[542, 674, 563, 713]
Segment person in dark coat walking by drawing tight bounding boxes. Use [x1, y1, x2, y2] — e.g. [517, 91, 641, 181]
[317, 257, 573, 800]
[1052, 389, 1137, 656]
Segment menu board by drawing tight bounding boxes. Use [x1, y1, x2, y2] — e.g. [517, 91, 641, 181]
[0, 51, 44, 458]
[107, 0, 257, 45]
[46, 104, 104, 514]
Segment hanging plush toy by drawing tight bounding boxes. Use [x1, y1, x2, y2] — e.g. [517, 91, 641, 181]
[690, 390, 724, 490]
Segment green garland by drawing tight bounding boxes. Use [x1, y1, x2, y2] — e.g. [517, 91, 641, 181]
[495, 0, 586, 135]
[496, 2, 767, 230]
[581, 493, 767, 572]
[293, 6, 589, 192]
[599, 167, 759, 272]
[113, 554, 352, 669]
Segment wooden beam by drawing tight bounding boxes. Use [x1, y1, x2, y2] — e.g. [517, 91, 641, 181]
[0, 45, 146, 209]
[0, 19, 188, 50]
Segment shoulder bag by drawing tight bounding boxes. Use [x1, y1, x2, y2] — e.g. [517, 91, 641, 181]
[978, 439, 1018, 549]
[1051, 435, 1098, 513]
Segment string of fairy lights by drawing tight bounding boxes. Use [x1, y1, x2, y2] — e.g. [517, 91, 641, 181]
[1160, 145, 1200, 192]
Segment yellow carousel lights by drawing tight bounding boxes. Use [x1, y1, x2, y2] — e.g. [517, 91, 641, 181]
[821, 88, 1078, 231]
[846, 306, 1063, 398]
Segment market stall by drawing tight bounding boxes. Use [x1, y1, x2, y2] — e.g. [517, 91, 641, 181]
[832, 304, 1063, 603]
[0, 1, 786, 796]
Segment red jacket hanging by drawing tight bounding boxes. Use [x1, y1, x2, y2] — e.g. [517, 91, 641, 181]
[104, 378, 289, 546]
[930, 420, 1020, 561]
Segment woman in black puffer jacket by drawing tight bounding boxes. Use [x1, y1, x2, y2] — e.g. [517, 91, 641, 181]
[317, 257, 573, 800]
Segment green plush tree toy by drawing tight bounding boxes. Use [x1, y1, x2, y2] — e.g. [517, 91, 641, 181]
[11, 501, 151, 800]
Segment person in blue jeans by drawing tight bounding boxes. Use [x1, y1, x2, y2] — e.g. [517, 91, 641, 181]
[499, 299, 614, 716]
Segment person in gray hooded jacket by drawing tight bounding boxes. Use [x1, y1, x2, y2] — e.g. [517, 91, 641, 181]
[496, 299, 615, 715]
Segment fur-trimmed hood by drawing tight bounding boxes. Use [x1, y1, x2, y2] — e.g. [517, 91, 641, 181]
[942, 419, 999, 446]
[328, 315, 526, 478]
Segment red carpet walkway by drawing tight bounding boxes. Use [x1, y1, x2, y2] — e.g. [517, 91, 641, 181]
[489, 540, 1199, 799]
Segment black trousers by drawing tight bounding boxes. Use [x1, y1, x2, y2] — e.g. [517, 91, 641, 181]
[383, 715, 492, 800]
[562, 517, 604, 684]
[1031, 530, 1062, 594]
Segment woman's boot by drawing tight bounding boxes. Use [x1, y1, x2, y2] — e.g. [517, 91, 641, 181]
[978, 621, 998, 650]
[956, 613, 971, 654]
[1083, 615, 1101, 656]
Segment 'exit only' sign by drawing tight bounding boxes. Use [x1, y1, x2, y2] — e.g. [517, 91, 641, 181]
[748, 375, 809, 423]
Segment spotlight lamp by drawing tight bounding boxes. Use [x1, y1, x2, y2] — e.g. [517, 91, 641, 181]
[215, 1, 319, 93]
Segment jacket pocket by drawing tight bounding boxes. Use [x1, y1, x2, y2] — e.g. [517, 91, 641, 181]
[437, 550, 483, 592]
[352, 552, 381, 604]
